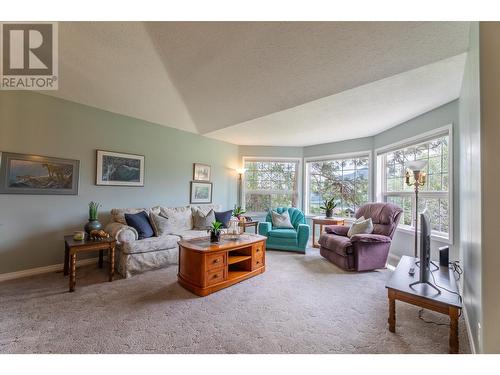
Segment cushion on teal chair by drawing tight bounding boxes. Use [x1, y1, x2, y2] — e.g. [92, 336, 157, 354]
[268, 229, 298, 239]
[265, 207, 305, 229]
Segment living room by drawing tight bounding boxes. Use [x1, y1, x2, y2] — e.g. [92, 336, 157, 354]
[1, 1, 500, 372]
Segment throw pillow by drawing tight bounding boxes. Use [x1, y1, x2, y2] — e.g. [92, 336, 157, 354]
[159, 206, 193, 232]
[215, 210, 233, 228]
[347, 216, 374, 238]
[125, 211, 154, 239]
[271, 210, 294, 229]
[149, 212, 171, 236]
[192, 208, 216, 230]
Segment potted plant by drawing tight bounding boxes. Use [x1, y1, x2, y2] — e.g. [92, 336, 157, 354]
[84, 201, 103, 234]
[208, 220, 224, 242]
[320, 197, 337, 218]
[233, 206, 246, 220]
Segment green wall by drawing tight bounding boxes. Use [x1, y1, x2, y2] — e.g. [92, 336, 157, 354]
[0, 91, 239, 274]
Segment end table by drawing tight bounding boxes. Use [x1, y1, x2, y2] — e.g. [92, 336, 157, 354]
[64, 235, 116, 292]
[311, 216, 345, 248]
[239, 221, 259, 234]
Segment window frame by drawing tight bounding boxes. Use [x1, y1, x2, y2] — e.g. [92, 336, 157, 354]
[241, 156, 303, 216]
[375, 125, 453, 243]
[304, 151, 373, 217]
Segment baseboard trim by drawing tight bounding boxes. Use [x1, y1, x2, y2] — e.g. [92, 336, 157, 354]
[0, 258, 99, 282]
[462, 304, 477, 354]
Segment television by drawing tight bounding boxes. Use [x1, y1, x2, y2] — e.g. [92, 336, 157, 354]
[409, 211, 440, 294]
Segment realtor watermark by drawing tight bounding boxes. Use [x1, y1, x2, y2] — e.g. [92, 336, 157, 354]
[0, 22, 58, 90]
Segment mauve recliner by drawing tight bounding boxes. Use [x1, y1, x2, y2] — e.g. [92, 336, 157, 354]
[318, 202, 402, 271]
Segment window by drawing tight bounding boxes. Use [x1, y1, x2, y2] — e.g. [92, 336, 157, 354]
[378, 131, 451, 239]
[306, 154, 370, 217]
[243, 158, 300, 214]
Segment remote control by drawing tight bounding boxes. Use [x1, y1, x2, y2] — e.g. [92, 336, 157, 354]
[408, 267, 415, 276]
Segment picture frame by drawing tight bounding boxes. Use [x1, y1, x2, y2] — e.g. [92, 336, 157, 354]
[0, 151, 79, 195]
[190, 181, 213, 204]
[193, 163, 211, 182]
[96, 150, 145, 187]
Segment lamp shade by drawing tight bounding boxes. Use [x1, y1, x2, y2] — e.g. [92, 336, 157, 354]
[236, 168, 246, 175]
[406, 160, 427, 172]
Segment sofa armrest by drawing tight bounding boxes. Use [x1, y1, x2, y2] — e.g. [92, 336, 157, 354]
[350, 233, 391, 243]
[324, 225, 349, 236]
[104, 222, 138, 244]
[258, 222, 272, 236]
[297, 224, 310, 248]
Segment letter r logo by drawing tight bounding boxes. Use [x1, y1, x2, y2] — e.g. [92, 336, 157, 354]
[2, 23, 53, 75]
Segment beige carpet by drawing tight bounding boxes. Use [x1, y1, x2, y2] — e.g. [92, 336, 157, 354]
[0, 249, 470, 354]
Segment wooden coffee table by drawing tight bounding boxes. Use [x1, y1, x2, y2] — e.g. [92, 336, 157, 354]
[312, 216, 345, 248]
[64, 235, 116, 292]
[178, 234, 266, 296]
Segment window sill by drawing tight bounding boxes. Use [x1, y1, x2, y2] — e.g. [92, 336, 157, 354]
[395, 225, 452, 245]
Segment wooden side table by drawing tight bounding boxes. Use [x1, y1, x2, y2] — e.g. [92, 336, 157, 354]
[386, 256, 462, 353]
[239, 221, 259, 234]
[64, 235, 116, 292]
[311, 216, 345, 248]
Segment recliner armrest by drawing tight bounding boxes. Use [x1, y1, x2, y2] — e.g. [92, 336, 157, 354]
[258, 222, 272, 236]
[104, 222, 138, 244]
[324, 225, 349, 236]
[350, 233, 391, 243]
[297, 223, 310, 248]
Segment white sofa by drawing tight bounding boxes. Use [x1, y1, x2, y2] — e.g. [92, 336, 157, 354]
[104, 204, 222, 278]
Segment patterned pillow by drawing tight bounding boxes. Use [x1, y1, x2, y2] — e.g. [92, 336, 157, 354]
[111, 208, 149, 225]
[159, 206, 193, 232]
[192, 208, 216, 230]
[149, 212, 171, 236]
[271, 210, 294, 229]
[347, 216, 374, 238]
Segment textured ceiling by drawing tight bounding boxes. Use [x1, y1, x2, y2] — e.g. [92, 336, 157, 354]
[205, 54, 467, 146]
[44, 22, 470, 145]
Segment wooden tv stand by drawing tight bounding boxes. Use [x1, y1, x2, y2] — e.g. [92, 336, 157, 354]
[177, 234, 266, 296]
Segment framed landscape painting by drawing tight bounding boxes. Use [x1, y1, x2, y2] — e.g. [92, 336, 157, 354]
[0, 152, 79, 195]
[96, 150, 144, 186]
[193, 163, 211, 182]
[190, 181, 213, 204]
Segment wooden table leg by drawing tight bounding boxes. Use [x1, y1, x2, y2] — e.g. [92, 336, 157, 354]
[449, 307, 459, 354]
[109, 245, 115, 282]
[388, 289, 396, 332]
[312, 222, 317, 248]
[63, 242, 70, 276]
[254, 224, 258, 234]
[69, 253, 77, 292]
[98, 250, 104, 268]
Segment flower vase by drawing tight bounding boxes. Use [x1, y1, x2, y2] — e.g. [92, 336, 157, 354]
[84, 219, 102, 234]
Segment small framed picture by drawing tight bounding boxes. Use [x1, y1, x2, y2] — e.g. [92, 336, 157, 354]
[193, 163, 211, 182]
[96, 150, 145, 186]
[190, 181, 213, 204]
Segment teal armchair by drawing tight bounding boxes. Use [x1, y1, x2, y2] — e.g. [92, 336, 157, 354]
[258, 207, 310, 253]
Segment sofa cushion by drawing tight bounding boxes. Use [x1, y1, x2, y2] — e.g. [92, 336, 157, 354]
[159, 206, 193, 232]
[318, 233, 353, 256]
[215, 210, 233, 227]
[121, 235, 180, 255]
[347, 216, 373, 238]
[125, 211, 154, 240]
[111, 208, 149, 225]
[192, 207, 215, 230]
[268, 228, 298, 239]
[149, 212, 171, 237]
[174, 230, 210, 241]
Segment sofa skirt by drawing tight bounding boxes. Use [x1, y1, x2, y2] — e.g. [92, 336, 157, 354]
[116, 246, 179, 278]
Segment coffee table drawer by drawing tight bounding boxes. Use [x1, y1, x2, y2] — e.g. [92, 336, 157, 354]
[253, 256, 264, 269]
[253, 243, 264, 257]
[206, 268, 226, 286]
[206, 253, 225, 270]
